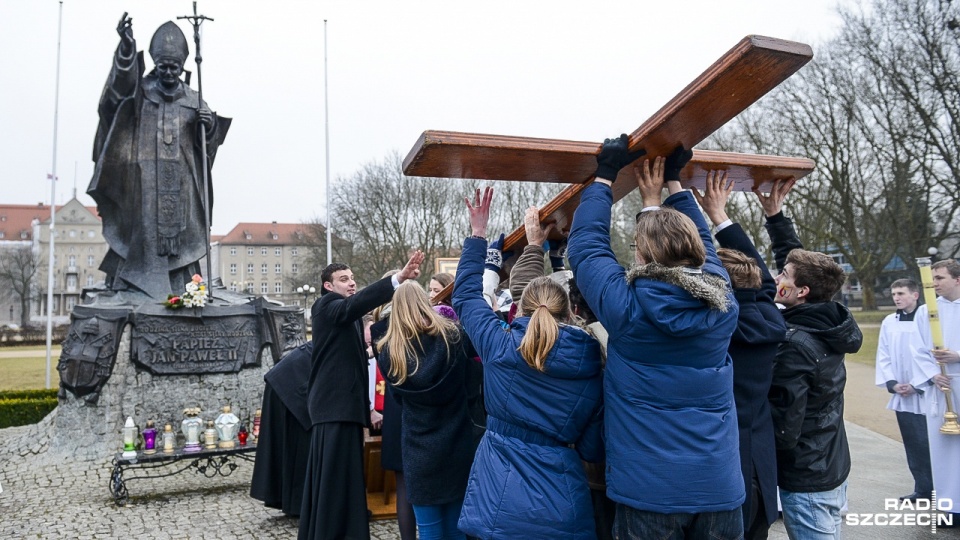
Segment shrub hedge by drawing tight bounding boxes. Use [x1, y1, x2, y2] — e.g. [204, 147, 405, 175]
[0, 389, 58, 429]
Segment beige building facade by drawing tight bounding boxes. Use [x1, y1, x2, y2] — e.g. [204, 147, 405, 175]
[213, 222, 313, 307]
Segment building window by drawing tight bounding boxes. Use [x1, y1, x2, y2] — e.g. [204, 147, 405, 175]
[261, 247, 268, 256]
[261, 282, 268, 293]
[20, 231, 28, 239]
[275, 247, 282, 256]
[291, 247, 298, 256]
[230, 247, 237, 256]
[246, 282, 254, 293]
[229, 282, 238, 292]
[69, 229, 77, 237]
[68, 255, 76, 267]
[247, 263, 254, 274]
[275, 264, 282, 274]
[230, 263, 237, 275]
[66, 296, 77, 311]
[87, 255, 95, 267]
[261, 263, 268, 274]
[66, 275, 77, 292]
[292, 263, 298, 274]
[86, 275, 94, 287]
[245, 233, 252, 240]
[247, 247, 254, 256]
[272, 233, 279, 240]
[0, 232, 4, 239]
[88, 231, 95, 238]
[275, 282, 282, 293]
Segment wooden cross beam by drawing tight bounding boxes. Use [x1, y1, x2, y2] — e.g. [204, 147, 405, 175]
[402, 35, 815, 300]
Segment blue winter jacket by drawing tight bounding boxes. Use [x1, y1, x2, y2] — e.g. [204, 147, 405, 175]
[567, 184, 744, 514]
[453, 236, 604, 540]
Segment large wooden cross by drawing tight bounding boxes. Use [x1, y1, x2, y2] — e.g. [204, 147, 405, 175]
[402, 35, 815, 299]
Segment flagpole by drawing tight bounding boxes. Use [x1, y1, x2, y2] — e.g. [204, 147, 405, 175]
[45, 0, 64, 389]
[324, 19, 332, 265]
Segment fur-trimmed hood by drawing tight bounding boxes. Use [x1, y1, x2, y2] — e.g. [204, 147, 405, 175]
[626, 263, 731, 312]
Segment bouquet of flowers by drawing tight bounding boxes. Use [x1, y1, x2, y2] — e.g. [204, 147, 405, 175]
[164, 274, 209, 309]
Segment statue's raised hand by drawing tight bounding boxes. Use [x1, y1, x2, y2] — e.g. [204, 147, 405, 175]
[117, 13, 134, 56]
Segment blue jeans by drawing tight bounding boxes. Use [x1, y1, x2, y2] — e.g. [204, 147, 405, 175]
[412, 499, 465, 540]
[779, 481, 847, 540]
[613, 503, 743, 540]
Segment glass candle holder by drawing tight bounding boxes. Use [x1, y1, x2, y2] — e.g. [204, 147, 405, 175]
[204, 421, 218, 450]
[162, 423, 176, 453]
[215, 405, 240, 449]
[182, 407, 204, 453]
[142, 420, 157, 455]
[121, 416, 138, 459]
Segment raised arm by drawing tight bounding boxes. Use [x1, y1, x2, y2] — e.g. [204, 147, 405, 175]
[453, 188, 513, 360]
[568, 135, 645, 335]
[756, 178, 802, 273]
[509, 206, 554, 302]
[696, 170, 776, 297]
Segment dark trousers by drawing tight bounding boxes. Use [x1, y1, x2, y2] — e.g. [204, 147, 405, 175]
[613, 504, 743, 540]
[744, 477, 768, 540]
[896, 410, 933, 495]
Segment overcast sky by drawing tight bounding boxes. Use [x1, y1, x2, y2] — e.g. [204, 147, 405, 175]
[1, 0, 844, 235]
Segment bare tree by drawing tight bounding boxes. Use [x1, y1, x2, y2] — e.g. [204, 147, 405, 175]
[0, 246, 42, 327]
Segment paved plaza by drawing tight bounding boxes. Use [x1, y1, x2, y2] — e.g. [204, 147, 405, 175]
[2, 362, 960, 538]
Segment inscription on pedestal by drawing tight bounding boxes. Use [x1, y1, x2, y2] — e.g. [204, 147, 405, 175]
[133, 314, 262, 375]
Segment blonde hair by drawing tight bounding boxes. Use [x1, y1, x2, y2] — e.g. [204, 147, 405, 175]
[517, 277, 572, 372]
[634, 208, 706, 267]
[717, 248, 762, 289]
[377, 281, 458, 384]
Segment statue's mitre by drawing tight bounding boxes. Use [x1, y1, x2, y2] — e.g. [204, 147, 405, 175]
[149, 21, 189, 64]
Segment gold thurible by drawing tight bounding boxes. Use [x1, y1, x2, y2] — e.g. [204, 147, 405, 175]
[918, 257, 960, 435]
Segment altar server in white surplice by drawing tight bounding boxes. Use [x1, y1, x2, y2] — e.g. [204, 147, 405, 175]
[875, 279, 932, 502]
[911, 259, 960, 515]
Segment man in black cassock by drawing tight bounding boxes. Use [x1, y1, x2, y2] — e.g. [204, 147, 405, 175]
[298, 252, 423, 540]
[250, 341, 313, 517]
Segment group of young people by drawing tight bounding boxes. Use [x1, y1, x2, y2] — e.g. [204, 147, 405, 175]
[261, 135, 891, 540]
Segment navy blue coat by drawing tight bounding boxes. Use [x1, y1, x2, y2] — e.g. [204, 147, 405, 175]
[378, 329, 475, 506]
[454, 237, 604, 540]
[567, 186, 743, 514]
[715, 223, 786, 527]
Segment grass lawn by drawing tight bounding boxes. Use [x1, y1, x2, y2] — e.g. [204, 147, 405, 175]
[0, 352, 61, 391]
[843, 310, 883, 366]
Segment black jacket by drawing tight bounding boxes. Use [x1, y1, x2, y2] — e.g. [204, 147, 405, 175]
[716, 223, 786, 525]
[378, 328, 477, 506]
[765, 212, 863, 492]
[307, 277, 395, 426]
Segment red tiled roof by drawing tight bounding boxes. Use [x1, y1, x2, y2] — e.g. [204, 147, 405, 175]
[0, 203, 98, 242]
[218, 222, 315, 245]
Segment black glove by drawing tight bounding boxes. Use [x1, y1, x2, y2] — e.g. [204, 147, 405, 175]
[548, 238, 567, 272]
[595, 134, 646, 181]
[664, 145, 694, 181]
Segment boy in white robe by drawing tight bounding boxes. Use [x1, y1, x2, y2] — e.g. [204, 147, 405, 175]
[911, 259, 960, 523]
[875, 279, 932, 501]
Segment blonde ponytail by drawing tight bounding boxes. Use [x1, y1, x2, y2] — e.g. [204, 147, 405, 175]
[517, 277, 571, 372]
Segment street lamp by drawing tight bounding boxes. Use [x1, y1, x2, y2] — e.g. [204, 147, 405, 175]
[297, 284, 316, 307]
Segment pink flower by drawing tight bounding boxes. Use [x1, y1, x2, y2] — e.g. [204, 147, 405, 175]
[170, 296, 180, 304]
[192, 274, 203, 284]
